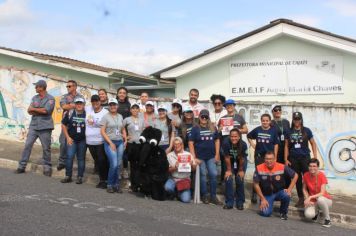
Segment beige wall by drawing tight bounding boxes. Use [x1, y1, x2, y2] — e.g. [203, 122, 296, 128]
[176, 36, 356, 104]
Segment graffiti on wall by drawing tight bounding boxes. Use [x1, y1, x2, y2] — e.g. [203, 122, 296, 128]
[0, 68, 101, 146]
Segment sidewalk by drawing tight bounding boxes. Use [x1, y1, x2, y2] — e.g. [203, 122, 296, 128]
[1, 139, 355, 227]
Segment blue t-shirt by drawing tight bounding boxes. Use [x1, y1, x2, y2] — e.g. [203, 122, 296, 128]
[222, 138, 248, 171]
[247, 126, 279, 155]
[286, 127, 313, 157]
[62, 110, 86, 141]
[189, 126, 218, 160]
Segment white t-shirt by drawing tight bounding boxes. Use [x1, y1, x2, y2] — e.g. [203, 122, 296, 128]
[85, 106, 108, 145]
[210, 108, 227, 127]
[183, 102, 205, 118]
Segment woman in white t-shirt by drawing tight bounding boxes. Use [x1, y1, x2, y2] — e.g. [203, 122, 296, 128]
[85, 95, 108, 189]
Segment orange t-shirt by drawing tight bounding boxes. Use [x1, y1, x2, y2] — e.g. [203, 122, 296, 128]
[303, 171, 332, 202]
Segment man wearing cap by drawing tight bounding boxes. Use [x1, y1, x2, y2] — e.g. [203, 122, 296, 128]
[142, 101, 156, 128]
[15, 80, 55, 176]
[85, 94, 108, 188]
[61, 97, 87, 184]
[58, 80, 84, 171]
[271, 104, 290, 164]
[183, 88, 205, 120]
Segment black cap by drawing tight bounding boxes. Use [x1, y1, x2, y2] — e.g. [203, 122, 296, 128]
[199, 109, 210, 117]
[91, 94, 100, 102]
[293, 112, 303, 119]
[33, 79, 47, 88]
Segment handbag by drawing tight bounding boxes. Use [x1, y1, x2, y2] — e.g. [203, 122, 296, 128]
[175, 178, 191, 191]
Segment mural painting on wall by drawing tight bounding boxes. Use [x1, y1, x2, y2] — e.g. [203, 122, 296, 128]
[227, 104, 356, 180]
[0, 68, 98, 147]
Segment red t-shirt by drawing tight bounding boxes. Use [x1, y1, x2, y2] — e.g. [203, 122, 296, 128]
[303, 171, 332, 201]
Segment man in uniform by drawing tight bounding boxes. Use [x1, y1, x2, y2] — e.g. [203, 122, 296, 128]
[253, 151, 298, 220]
[57, 80, 84, 170]
[270, 104, 290, 164]
[15, 80, 55, 176]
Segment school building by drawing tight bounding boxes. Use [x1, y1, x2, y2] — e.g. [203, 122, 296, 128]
[152, 19, 356, 195]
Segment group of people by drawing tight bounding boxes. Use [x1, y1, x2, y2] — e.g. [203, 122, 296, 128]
[14, 80, 333, 227]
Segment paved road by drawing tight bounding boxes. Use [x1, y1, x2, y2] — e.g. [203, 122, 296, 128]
[0, 168, 354, 236]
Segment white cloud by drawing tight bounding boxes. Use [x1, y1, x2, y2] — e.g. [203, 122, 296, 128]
[325, 0, 356, 17]
[0, 0, 34, 25]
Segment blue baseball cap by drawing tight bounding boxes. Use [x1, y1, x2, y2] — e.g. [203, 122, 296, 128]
[224, 99, 236, 107]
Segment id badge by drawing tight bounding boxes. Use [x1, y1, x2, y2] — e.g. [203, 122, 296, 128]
[294, 143, 301, 149]
[161, 134, 165, 141]
[115, 129, 120, 136]
[134, 124, 139, 131]
[233, 161, 237, 170]
[76, 126, 81, 133]
[280, 134, 284, 141]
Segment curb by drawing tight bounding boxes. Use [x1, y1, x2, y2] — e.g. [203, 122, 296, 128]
[1, 157, 356, 227]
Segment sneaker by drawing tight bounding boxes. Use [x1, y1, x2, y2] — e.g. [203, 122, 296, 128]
[14, 168, 25, 174]
[116, 186, 123, 194]
[96, 181, 107, 189]
[202, 196, 209, 204]
[61, 176, 72, 183]
[236, 205, 244, 210]
[43, 169, 52, 177]
[223, 205, 233, 210]
[280, 213, 288, 220]
[107, 186, 115, 193]
[322, 219, 331, 228]
[210, 197, 223, 205]
[57, 164, 65, 171]
[76, 177, 83, 184]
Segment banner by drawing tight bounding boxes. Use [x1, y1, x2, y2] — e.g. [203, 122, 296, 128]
[229, 56, 343, 96]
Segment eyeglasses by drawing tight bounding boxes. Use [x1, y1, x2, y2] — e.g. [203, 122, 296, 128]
[172, 104, 181, 108]
[184, 111, 193, 114]
[293, 117, 301, 121]
[214, 102, 222, 106]
[273, 108, 281, 112]
[200, 115, 209, 120]
[66, 85, 72, 88]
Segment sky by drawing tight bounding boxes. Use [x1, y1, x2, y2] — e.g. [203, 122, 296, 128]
[0, 0, 356, 75]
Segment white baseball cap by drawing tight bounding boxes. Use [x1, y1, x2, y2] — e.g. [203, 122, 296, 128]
[271, 103, 282, 111]
[131, 103, 140, 108]
[74, 97, 85, 103]
[145, 101, 154, 106]
[108, 98, 118, 104]
[157, 104, 167, 111]
[183, 105, 193, 113]
[172, 98, 182, 107]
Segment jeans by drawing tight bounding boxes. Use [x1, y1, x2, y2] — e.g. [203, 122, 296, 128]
[19, 128, 52, 171]
[199, 158, 217, 198]
[164, 178, 191, 203]
[104, 140, 124, 187]
[260, 189, 291, 217]
[66, 139, 86, 177]
[225, 156, 248, 207]
[87, 144, 108, 181]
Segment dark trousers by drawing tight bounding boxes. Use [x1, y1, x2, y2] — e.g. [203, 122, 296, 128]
[289, 155, 310, 198]
[87, 144, 108, 182]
